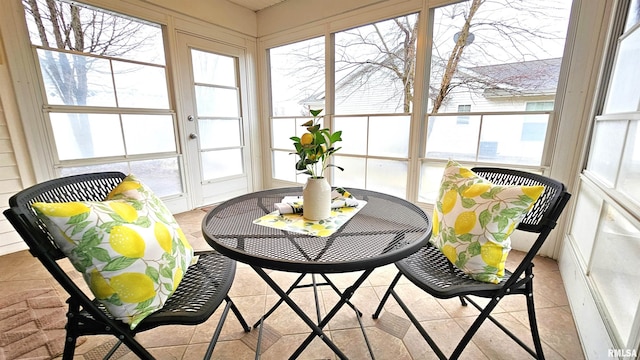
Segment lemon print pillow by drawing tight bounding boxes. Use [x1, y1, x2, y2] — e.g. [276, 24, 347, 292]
[32, 175, 193, 329]
[431, 161, 543, 284]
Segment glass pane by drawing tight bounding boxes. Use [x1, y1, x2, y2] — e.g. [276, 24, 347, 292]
[369, 116, 410, 157]
[201, 149, 243, 180]
[333, 156, 366, 188]
[590, 205, 640, 346]
[430, 1, 570, 114]
[271, 118, 297, 149]
[426, 115, 480, 160]
[199, 119, 242, 149]
[130, 158, 182, 197]
[480, 114, 547, 165]
[50, 113, 124, 160]
[587, 120, 627, 186]
[570, 184, 601, 263]
[335, 14, 418, 115]
[60, 162, 130, 177]
[334, 117, 368, 155]
[192, 50, 236, 87]
[195, 86, 239, 118]
[25, 1, 165, 65]
[122, 115, 176, 155]
[603, 29, 640, 114]
[272, 150, 297, 182]
[37, 49, 115, 107]
[418, 162, 446, 203]
[366, 159, 407, 198]
[619, 120, 640, 204]
[113, 61, 169, 109]
[270, 37, 325, 116]
[58, 158, 182, 197]
[625, 0, 640, 32]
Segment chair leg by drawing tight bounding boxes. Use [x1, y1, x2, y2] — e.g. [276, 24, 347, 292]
[526, 283, 545, 359]
[372, 271, 402, 319]
[226, 296, 251, 332]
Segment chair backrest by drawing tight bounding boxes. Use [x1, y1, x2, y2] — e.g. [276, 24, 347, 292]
[472, 167, 570, 234]
[5, 172, 126, 261]
[471, 167, 571, 285]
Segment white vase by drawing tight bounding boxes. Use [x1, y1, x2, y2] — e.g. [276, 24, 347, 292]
[302, 177, 331, 220]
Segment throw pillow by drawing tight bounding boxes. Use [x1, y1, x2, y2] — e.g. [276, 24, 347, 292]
[431, 160, 544, 284]
[32, 175, 193, 329]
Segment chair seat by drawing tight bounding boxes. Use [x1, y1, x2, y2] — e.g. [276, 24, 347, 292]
[396, 243, 528, 300]
[135, 250, 236, 331]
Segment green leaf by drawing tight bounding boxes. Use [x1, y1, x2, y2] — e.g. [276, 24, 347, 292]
[73, 221, 94, 235]
[136, 297, 154, 311]
[68, 212, 90, 225]
[479, 209, 492, 228]
[146, 266, 160, 282]
[310, 109, 323, 117]
[290, 136, 301, 142]
[468, 241, 481, 256]
[88, 247, 111, 262]
[458, 233, 473, 243]
[461, 197, 476, 208]
[160, 265, 173, 279]
[103, 256, 137, 271]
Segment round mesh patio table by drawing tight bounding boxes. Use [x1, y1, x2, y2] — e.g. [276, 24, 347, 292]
[202, 187, 431, 359]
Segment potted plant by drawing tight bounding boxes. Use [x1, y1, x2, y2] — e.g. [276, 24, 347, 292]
[290, 109, 343, 220]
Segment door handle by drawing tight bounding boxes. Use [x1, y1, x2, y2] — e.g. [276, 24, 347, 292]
[189, 133, 198, 139]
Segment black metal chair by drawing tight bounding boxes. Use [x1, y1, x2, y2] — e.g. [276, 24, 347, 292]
[3, 172, 251, 360]
[373, 167, 571, 360]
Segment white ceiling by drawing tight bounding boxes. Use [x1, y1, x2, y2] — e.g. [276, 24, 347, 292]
[227, 0, 288, 11]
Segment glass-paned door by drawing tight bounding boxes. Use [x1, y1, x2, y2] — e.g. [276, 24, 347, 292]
[177, 33, 252, 206]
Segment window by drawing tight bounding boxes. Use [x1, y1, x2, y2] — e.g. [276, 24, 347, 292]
[457, 104, 471, 124]
[268, 14, 417, 198]
[569, 0, 640, 349]
[525, 101, 555, 111]
[419, 0, 571, 203]
[269, 37, 325, 184]
[22, 0, 180, 196]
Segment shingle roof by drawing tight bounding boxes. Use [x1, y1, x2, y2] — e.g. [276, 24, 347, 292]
[464, 57, 561, 96]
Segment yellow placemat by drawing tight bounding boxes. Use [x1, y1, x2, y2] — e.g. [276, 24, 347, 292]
[253, 200, 367, 237]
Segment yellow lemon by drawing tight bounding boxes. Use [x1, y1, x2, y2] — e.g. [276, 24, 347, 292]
[441, 244, 458, 263]
[110, 180, 142, 196]
[110, 272, 156, 303]
[459, 168, 475, 178]
[316, 229, 332, 237]
[33, 202, 90, 218]
[89, 269, 115, 299]
[481, 241, 507, 268]
[522, 186, 544, 200]
[173, 267, 184, 291]
[154, 222, 173, 253]
[109, 226, 145, 258]
[432, 209, 439, 236]
[454, 211, 476, 235]
[462, 183, 491, 198]
[300, 133, 314, 145]
[177, 228, 193, 250]
[441, 189, 457, 215]
[109, 202, 138, 222]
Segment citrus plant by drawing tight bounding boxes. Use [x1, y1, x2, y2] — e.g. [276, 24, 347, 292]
[290, 109, 343, 178]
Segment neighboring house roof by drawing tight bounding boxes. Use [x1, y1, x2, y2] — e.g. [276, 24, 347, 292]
[461, 57, 562, 97]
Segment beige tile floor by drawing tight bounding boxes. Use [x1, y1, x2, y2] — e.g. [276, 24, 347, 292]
[0, 208, 585, 360]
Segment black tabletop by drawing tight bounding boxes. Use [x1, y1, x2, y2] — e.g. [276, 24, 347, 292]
[202, 187, 432, 273]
